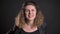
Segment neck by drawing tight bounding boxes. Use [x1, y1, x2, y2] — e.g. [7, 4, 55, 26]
[26, 20, 34, 26]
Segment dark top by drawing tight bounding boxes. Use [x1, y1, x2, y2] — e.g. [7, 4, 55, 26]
[6, 23, 47, 34]
[20, 28, 40, 34]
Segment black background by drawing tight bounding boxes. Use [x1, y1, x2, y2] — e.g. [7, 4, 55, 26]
[1, 0, 60, 34]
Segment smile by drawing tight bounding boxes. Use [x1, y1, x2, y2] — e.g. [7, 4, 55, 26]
[28, 15, 34, 18]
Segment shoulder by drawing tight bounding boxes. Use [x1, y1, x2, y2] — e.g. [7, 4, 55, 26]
[39, 22, 47, 34]
[6, 25, 21, 34]
[41, 22, 47, 29]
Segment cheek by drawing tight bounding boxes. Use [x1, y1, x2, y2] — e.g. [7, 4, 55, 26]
[25, 13, 29, 17]
[33, 12, 36, 16]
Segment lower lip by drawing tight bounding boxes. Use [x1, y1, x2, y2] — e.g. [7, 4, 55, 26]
[28, 15, 33, 18]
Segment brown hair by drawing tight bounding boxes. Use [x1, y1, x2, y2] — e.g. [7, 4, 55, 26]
[15, 1, 44, 28]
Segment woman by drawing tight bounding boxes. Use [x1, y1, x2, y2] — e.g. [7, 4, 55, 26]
[6, 0, 47, 34]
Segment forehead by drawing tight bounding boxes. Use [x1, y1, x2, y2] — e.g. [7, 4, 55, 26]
[25, 5, 36, 9]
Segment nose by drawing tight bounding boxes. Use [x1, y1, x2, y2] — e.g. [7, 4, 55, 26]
[29, 10, 32, 14]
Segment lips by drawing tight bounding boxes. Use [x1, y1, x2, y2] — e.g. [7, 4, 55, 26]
[28, 15, 33, 18]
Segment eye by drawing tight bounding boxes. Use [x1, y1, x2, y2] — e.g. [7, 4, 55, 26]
[32, 9, 34, 11]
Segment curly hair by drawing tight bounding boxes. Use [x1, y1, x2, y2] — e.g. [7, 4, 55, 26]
[15, 1, 44, 28]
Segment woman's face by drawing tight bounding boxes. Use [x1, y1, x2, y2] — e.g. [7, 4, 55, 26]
[25, 5, 37, 21]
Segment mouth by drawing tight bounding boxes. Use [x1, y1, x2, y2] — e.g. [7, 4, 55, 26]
[28, 15, 33, 18]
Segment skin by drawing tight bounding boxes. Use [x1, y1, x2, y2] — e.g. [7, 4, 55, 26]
[25, 5, 36, 21]
[25, 5, 37, 25]
[22, 5, 38, 33]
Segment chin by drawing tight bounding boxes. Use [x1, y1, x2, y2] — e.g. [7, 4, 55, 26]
[28, 18, 35, 21]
